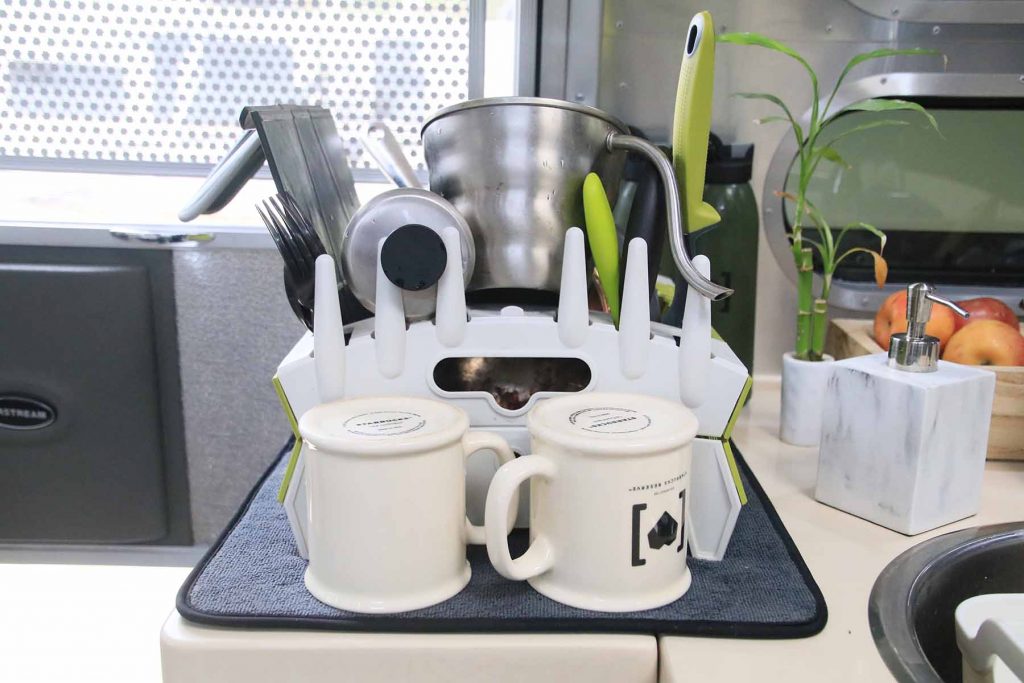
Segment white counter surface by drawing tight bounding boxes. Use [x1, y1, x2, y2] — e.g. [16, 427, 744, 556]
[661, 378, 1024, 682]
[0, 555, 193, 683]
[2, 380, 1021, 682]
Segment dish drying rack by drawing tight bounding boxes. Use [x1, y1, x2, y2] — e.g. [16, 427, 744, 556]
[273, 226, 751, 564]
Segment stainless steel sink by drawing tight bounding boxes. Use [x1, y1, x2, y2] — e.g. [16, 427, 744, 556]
[869, 522, 1024, 682]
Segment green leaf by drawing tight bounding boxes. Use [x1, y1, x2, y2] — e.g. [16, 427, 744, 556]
[821, 118, 910, 148]
[785, 195, 836, 264]
[834, 247, 889, 287]
[802, 239, 828, 266]
[836, 98, 940, 133]
[719, 33, 819, 127]
[789, 232, 825, 251]
[754, 115, 792, 125]
[733, 92, 804, 144]
[718, 33, 817, 79]
[836, 221, 887, 254]
[826, 48, 945, 114]
[814, 145, 850, 169]
[801, 197, 831, 231]
[804, 198, 835, 263]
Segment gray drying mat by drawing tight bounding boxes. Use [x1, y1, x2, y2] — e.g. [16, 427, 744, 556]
[178, 440, 827, 637]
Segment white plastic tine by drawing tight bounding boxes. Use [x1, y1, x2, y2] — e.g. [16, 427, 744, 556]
[436, 226, 468, 347]
[679, 254, 712, 408]
[313, 254, 346, 403]
[619, 237, 650, 379]
[557, 227, 589, 348]
[374, 238, 407, 378]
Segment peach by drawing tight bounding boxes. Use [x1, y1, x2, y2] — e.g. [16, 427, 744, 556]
[873, 290, 957, 352]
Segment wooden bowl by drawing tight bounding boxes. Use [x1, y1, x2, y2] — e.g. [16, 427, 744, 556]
[825, 318, 1024, 461]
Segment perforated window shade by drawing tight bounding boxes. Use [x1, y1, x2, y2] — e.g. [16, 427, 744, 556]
[0, 1, 477, 174]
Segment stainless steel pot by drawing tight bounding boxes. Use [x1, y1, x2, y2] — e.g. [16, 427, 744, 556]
[421, 97, 730, 301]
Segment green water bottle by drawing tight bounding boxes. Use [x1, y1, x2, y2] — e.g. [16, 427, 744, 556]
[664, 135, 758, 374]
[693, 136, 758, 373]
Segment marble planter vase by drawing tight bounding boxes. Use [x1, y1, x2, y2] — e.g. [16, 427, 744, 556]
[780, 352, 835, 446]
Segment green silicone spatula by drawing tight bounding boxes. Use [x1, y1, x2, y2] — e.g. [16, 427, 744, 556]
[582, 172, 621, 325]
[672, 11, 721, 233]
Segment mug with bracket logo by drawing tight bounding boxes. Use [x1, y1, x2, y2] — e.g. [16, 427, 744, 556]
[298, 396, 516, 613]
[484, 392, 697, 612]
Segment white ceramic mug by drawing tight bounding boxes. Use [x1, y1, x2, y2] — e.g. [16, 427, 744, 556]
[298, 396, 515, 613]
[484, 392, 698, 612]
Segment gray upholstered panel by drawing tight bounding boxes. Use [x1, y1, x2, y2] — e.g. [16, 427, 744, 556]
[174, 248, 302, 542]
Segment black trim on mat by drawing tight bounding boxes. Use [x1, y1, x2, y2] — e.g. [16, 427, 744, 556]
[176, 439, 828, 638]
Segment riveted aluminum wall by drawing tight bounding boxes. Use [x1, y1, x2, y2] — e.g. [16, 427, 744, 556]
[590, 0, 1024, 373]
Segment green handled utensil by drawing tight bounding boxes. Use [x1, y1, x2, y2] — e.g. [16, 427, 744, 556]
[583, 172, 621, 325]
[672, 10, 721, 233]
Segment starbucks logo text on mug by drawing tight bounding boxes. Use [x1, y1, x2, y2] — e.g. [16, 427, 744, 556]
[568, 407, 652, 434]
[343, 411, 426, 437]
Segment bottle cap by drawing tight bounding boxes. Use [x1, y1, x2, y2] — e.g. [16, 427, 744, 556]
[705, 133, 754, 185]
[888, 283, 969, 372]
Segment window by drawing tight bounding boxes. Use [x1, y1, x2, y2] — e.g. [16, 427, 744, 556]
[785, 102, 1024, 286]
[0, 0, 486, 176]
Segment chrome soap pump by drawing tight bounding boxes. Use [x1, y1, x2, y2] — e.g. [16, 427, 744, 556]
[814, 283, 996, 535]
[888, 283, 969, 372]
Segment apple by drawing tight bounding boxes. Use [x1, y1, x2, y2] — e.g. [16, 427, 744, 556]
[953, 297, 1020, 332]
[873, 290, 957, 352]
[943, 320, 1024, 366]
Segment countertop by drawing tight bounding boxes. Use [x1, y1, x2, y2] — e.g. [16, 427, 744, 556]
[660, 378, 1024, 682]
[2, 380, 1021, 682]
[0, 547, 196, 683]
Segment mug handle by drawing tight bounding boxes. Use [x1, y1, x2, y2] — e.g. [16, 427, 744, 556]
[484, 455, 556, 581]
[461, 431, 517, 545]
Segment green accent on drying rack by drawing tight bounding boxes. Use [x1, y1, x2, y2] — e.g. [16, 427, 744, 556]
[693, 374, 752, 505]
[277, 437, 304, 503]
[272, 375, 300, 439]
[721, 375, 753, 505]
[723, 374, 753, 442]
[722, 439, 748, 506]
[272, 374, 303, 503]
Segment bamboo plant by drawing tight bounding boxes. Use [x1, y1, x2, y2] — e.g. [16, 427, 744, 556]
[718, 33, 942, 361]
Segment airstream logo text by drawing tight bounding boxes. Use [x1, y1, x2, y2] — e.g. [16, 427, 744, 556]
[0, 396, 57, 430]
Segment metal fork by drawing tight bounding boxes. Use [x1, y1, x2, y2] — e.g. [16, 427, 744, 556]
[257, 193, 325, 329]
[276, 193, 326, 261]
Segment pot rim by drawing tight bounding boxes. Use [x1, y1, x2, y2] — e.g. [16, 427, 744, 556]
[420, 96, 631, 139]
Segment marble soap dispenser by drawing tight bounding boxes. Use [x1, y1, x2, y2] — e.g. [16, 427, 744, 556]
[815, 283, 996, 535]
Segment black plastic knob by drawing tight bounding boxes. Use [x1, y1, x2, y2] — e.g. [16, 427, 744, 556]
[380, 224, 447, 291]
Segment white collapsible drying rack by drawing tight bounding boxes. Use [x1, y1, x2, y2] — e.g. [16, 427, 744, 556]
[274, 227, 751, 563]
